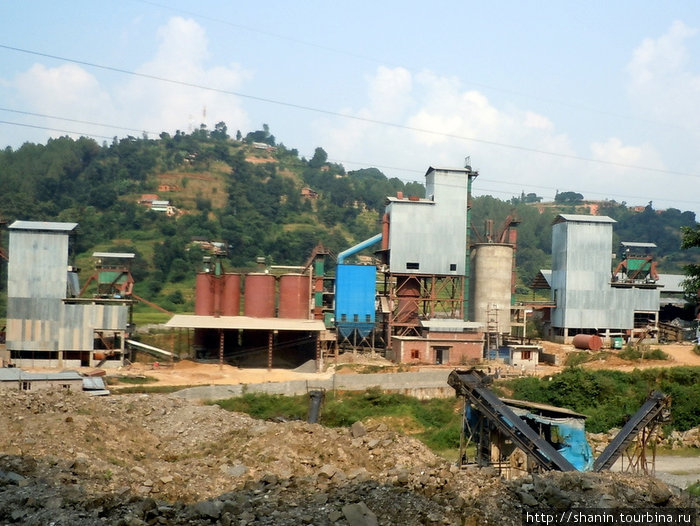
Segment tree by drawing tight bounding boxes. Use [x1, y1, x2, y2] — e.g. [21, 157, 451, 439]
[309, 147, 328, 169]
[554, 191, 584, 204]
[680, 224, 700, 301]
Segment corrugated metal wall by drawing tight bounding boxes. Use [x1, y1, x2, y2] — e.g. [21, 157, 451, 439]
[387, 168, 468, 275]
[551, 217, 660, 331]
[6, 227, 129, 353]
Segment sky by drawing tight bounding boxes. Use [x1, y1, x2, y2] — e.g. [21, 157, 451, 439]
[1, 1, 700, 219]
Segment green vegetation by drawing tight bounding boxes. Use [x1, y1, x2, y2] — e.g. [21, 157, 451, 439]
[109, 375, 159, 385]
[617, 347, 669, 361]
[687, 482, 700, 497]
[112, 384, 190, 394]
[501, 367, 700, 433]
[214, 389, 462, 453]
[0, 124, 697, 320]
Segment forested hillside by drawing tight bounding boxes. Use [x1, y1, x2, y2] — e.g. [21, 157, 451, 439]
[0, 124, 697, 313]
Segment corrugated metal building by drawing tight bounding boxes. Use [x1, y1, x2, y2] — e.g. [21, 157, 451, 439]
[549, 214, 660, 343]
[385, 167, 469, 275]
[6, 221, 130, 368]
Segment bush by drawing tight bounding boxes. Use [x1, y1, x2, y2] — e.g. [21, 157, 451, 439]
[618, 347, 669, 361]
[501, 367, 700, 433]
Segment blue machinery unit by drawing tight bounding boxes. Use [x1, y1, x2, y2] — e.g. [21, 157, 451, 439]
[335, 264, 377, 339]
[448, 369, 670, 474]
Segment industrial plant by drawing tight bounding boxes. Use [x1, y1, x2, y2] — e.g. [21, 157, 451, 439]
[1, 162, 688, 371]
[0, 160, 695, 482]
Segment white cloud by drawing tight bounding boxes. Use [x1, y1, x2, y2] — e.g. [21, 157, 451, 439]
[117, 16, 252, 137]
[3, 17, 252, 144]
[627, 21, 697, 86]
[626, 20, 700, 133]
[320, 66, 575, 195]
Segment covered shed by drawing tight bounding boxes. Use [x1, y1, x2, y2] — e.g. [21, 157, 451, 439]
[165, 315, 327, 371]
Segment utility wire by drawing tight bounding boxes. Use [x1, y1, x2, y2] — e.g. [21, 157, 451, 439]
[133, 0, 700, 135]
[0, 115, 694, 208]
[2, 43, 700, 180]
[0, 107, 158, 136]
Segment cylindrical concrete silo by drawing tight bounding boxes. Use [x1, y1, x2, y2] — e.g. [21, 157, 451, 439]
[220, 273, 241, 316]
[278, 273, 309, 319]
[194, 273, 215, 315]
[244, 273, 276, 317]
[469, 243, 513, 335]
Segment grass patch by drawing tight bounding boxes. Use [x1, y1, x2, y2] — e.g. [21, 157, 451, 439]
[335, 363, 410, 374]
[618, 347, 669, 361]
[687, 482, 700, 497]
[112, 384, 192, 394]
[564, 351, 611, 367]
[213, 388, 463, 454]
[112, 375, 159, 385]
[655, 446, 700, 457]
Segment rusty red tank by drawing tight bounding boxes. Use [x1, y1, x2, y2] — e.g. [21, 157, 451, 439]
[244, 273, 276, 317]
[220, 273, 241, 316]
[278, 273, 310, 319]
[572, 334, 603, 351]
[194, 273, 215, 315]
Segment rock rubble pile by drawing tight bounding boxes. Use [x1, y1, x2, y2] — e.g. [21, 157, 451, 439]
[0, 389, 696, 525]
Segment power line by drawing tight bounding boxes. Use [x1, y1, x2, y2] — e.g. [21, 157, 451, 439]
[132, 1, 700, 135]
[2, 43, 700, 180]
[0, 107, 158, 136]
[0, 120, 115, 141]
[0, 114, 695, 209]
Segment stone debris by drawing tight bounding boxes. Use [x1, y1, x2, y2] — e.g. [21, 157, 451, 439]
[0, 389, 695, 525]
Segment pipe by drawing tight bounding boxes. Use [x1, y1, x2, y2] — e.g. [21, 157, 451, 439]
[307, 390, 325, 423]
[381, 214, 390, 251]
[337, 233, 382, 264]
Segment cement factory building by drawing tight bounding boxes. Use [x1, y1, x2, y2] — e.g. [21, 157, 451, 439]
[547, 214, 661, 344]
[5, 221, 130, 368]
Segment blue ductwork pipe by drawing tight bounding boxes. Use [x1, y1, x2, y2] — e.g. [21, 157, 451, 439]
[337, 233, 382, 264]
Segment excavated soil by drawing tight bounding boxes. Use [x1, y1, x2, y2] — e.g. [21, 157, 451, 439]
[0, 389, 697, 525]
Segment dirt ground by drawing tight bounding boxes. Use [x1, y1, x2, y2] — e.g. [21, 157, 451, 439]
[121, 359, 336, 387]
[110, 342, 700, 388]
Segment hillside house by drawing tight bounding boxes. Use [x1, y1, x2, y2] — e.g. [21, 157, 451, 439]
[301, 187, 318, 199]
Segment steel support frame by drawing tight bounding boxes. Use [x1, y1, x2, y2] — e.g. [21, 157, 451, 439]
[385, 273, 464, 346]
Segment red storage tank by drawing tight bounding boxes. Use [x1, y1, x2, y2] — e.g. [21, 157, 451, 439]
[572, 334, 603, 351]
[244, 273, 276, 317]
[278, 273, 309, 319]
[195, 273, 215, 315]
[220, 273, 241, 316]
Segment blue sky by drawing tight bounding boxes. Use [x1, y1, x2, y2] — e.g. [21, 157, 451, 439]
[2, 1, 700, 218]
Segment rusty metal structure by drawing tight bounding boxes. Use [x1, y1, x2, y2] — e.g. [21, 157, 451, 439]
[378, 165, 479, 346]
[449, 368, 671, 477]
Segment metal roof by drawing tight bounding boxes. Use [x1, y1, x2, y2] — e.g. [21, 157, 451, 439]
[424, 166, 474, 176]
[9, 220, 78, 232]
[92, 252, 136, 259]
[620, 241, 657, 248]
[533, 269, 553, 289]
[0, 369, 83, 382]
[553, 214, 616, 225]
[501, 398, 588, 419]
[656, 273, 687, 293]
[420, 319, 484, 332]
[165, 315, 326, 332]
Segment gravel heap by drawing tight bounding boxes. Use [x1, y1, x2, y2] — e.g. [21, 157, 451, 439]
[0, 389, 696, 525]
